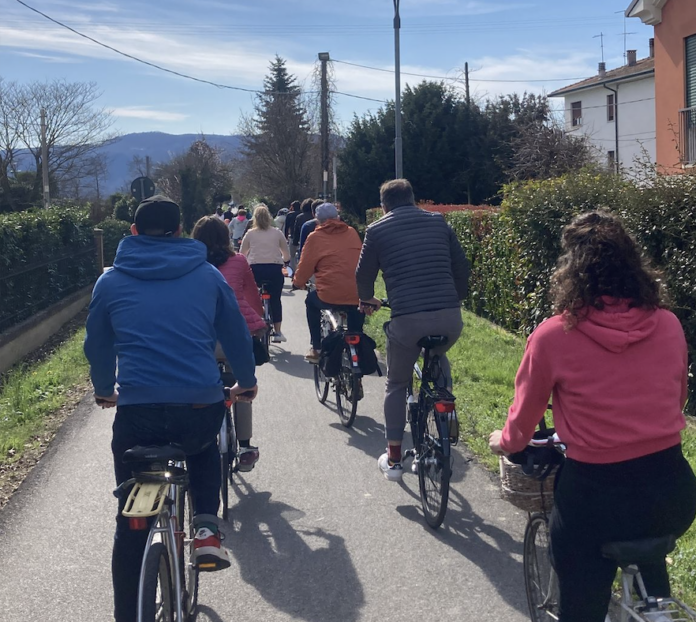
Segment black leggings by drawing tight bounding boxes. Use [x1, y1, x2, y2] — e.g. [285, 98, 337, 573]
[250, 263, 284, 324]
[549, 445, 696, 622]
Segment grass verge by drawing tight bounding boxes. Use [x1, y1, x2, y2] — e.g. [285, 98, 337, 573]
[363, 278, 696, 606]
[0, 328, 89, 464]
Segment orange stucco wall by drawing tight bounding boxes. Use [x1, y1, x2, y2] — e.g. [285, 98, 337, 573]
[655, 0, 696, 171]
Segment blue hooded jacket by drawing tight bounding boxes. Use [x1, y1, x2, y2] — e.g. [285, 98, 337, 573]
[84, 235, 257, 406]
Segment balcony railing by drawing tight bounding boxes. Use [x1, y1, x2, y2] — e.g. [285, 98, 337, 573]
[679, 106, 696, 165]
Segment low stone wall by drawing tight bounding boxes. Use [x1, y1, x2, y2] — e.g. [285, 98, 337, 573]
[0, 285, 93, 374]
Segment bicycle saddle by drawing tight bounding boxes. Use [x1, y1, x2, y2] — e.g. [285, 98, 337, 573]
[417, 335, 449, 350]
[123, 445, 186, 464]
[601, 535, 676, 566]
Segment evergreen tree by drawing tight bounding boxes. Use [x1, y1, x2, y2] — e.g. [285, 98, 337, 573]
[239, 56, 313, 207]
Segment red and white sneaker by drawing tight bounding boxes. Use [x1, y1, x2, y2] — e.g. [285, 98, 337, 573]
[193, 523, 231, 572]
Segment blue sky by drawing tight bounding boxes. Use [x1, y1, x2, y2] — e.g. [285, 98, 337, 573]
[1, 0, 653, 136]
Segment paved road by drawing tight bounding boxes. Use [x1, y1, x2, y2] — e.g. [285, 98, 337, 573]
[0, 285, 530, 622]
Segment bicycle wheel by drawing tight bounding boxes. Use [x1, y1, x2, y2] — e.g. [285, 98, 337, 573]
[140, 542, 175, 622]
[176, 490, 199, 621]
[335, 349, 359, 428]
[314, 363, 330, 403]
[417, 404, 451, 528]
[524, 513, 559, 622]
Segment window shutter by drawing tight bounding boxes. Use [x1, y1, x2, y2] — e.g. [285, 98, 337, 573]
[686, 35, 696, 108]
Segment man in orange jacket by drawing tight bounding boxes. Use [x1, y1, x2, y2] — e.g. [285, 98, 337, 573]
[293, 203, 365, 362]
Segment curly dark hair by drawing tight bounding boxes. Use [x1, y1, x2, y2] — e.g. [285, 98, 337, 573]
[550, 210, 667, 325]
[191, 215, 234, 267]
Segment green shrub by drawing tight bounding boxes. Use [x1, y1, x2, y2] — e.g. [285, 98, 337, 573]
[0, 205, 99, 332]
[443, 170, 695, 411]
[95, 218, 131, 266]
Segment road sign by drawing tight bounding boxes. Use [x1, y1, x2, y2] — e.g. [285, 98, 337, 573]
[130, 176, 155, 203]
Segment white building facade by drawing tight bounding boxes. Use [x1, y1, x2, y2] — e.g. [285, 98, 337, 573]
[550, 51, 656, 173]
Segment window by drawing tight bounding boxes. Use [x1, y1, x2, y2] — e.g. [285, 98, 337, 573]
[687, 35, 696, 108]
[571, 101, 582, 126]
[607, 150, 616, 170]
[607, 94, 615, 121]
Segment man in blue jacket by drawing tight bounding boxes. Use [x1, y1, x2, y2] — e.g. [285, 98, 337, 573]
[84, 195, 257, 622]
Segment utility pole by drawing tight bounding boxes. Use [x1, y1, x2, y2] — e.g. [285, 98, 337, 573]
[332, 155, 338, 204]
[40, 108, 50, 208]
[318, 52, 330, 200]
[465, 62, 470, 107]
[145, 155, 151, 178]
[393, 0, 403, 179]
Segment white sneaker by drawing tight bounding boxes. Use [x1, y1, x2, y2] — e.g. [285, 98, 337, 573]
[272, 332, 287, 343]
[411, 458, 419, 474]
[378, 452, 403, 482]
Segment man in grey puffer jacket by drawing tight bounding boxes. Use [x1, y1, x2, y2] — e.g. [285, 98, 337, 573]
[356, 178, 470, 481]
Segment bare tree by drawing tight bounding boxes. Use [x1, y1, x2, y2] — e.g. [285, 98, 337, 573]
[13, 79, 115, 198]
[0, 79, 24, 205]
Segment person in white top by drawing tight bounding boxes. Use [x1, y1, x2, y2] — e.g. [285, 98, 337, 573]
[241, 204, 291, 342]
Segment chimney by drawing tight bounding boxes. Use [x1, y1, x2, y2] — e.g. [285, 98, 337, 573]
[598, 61, 606, 76]
[627, 49, 637, 66]
[649, 38, 655, 58]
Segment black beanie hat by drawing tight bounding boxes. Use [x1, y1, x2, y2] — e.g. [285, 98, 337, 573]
[133, 195, 180, 236]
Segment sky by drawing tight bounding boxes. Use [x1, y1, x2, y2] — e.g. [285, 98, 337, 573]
[0, 0, 654, 137]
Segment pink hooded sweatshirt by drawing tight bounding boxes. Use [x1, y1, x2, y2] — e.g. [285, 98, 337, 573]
[501, 299, 688, 464]
[216, 254, 266, 333]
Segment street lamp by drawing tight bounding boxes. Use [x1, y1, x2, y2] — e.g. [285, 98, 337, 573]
[393, 0, 403, 179]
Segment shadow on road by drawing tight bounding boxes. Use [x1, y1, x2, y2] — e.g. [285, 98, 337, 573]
[195, 604, 225, 622]
[395, 463, 527, 616]
[224, 482, 365, 622]
[328, 413, 386, 460]
[267, 352, 314, 380]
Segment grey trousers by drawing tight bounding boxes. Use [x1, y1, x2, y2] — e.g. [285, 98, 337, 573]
[384, 307, 463, 443]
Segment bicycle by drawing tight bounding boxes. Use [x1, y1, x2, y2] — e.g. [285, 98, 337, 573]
[257, 283, 273, 353]
[376, 299, 457, 529]
[116, 445, 200, 622]
[521, 435, 696, 622]
[217, 364, 239, 523]
[313, 304, 364, 427]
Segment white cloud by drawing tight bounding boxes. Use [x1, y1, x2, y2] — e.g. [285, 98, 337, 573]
[109, 107, 189, 122]
[12, 50, 83, 63]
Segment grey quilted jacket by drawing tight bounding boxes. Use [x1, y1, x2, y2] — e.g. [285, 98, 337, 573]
[355, 205, 470, 317]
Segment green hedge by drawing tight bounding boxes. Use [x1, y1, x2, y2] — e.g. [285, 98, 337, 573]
[95, 219, 131, 266]
[444, 171, 695, 413]
[0, 206, 99, 332]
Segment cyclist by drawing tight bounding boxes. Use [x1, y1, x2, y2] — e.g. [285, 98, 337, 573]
[240, 203, 291, 343]
[291, 198, 315, 261]
[229, 206, 250, 251]
[356, 178, 470, 481]
[84, 195, 257, 622]
[284, 200, 301, 270]
[489, 211, 696, 622]
[292, 202, 364, 363]
[192, 215, 266, 471]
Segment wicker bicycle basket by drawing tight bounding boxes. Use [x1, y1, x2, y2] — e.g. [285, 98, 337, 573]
[499, 455, 557, 514]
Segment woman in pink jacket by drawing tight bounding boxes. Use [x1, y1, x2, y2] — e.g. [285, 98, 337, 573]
[489, 211, 696, 622]
[193, 216, 266, 471]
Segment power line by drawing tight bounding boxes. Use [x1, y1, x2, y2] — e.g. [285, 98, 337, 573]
[12, 0, 378, 104]
[333, 59, 591, 84]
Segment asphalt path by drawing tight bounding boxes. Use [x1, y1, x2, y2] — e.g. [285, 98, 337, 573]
[0, 284, 530, 622]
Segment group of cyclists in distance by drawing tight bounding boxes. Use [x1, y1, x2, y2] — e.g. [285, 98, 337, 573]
[83, 177, 695, 622]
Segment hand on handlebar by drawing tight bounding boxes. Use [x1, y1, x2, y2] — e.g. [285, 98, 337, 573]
[359, 298, 382, 315]
[227, 383, 258, 403]
[488, 429, 507, 456]
[95, 391, 118, 409]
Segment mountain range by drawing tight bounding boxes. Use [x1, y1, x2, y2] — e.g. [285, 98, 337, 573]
[96, 132, 243, 195]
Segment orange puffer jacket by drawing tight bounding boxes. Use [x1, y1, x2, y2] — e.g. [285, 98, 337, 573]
[294, 220, 362, 305]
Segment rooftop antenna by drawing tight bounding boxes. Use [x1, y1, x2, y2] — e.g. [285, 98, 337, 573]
[615, 10, 636, 62]
[593, 32, 605, 63]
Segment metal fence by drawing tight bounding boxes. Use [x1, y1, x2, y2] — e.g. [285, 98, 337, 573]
[679, 106, 696, 166]
[0, 242, 99, 334]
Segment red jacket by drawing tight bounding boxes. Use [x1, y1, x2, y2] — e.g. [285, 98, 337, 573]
[217, 255, 266, 332]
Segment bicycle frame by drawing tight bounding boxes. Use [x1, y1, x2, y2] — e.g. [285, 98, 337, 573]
[127, 465, 188, 622]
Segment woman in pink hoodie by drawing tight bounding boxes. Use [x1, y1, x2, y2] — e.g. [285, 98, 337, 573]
[490, 211, 696, 622]
[193, 216, 266, 472]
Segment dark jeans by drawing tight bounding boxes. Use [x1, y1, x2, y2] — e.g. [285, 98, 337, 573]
[305, 289, 365, 350]
[549, 445, 696, 622]
[111, 402, 225, 622]
[251, 263, 284, 324]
